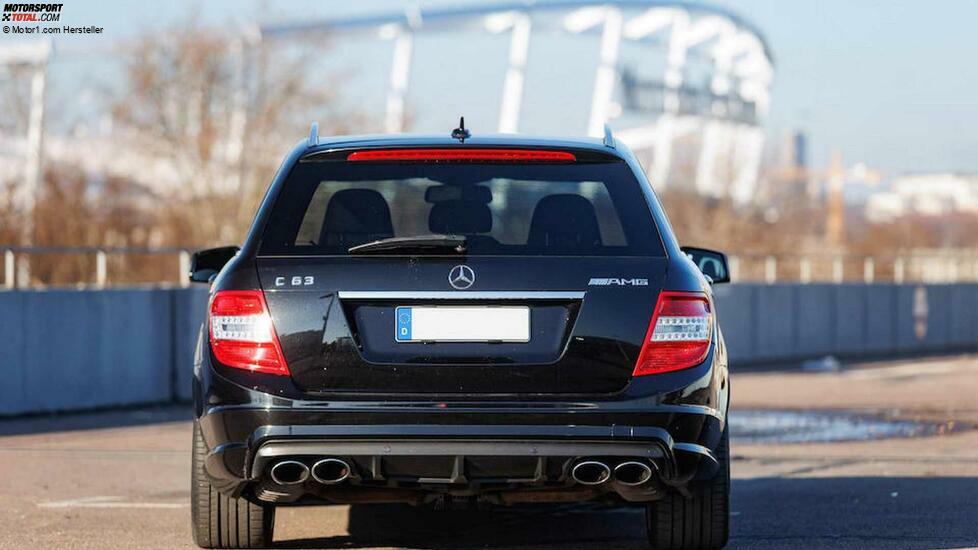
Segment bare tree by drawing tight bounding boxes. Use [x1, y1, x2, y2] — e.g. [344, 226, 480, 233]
[111, 23, 363, 246]
[659, 188, 825, 255]
[0, 22, 368, 286]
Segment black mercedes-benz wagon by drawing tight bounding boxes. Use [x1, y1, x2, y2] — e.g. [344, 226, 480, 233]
[190, 122, 732, 549]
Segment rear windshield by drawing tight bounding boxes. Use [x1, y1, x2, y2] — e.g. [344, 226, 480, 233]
[259, 160, 663, 257]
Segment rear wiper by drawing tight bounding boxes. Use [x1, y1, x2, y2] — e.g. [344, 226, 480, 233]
[348, 234, 468, 255]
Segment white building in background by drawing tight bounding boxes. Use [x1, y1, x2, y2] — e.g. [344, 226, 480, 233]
[865, 173, 978, 223]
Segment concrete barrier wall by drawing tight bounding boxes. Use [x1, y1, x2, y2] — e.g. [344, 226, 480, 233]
[0, 289, 178, 416]
[2, 283, 977, 415]
[713, 283, 978, 365]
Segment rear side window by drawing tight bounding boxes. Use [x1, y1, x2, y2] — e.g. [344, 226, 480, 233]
[259, 160, 663, 257]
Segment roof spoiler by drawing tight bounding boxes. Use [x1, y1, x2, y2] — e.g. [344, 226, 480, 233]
[308, 121, 319, 147]
[603, 124, 616, 149]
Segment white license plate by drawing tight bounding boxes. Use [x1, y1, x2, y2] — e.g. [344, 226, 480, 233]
[395, 306, 530, 342]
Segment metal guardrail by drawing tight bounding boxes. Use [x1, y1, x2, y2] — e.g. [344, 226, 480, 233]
[2, 247, 978, 289]
[729, 253, 978, 284]
[2, 246, 192, 289]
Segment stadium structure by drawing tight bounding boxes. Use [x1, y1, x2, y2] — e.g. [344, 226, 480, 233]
[0, 1, 773, 213]
[263, 0, 774, 204]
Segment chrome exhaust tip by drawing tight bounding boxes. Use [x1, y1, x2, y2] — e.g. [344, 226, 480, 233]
[270, 460, 310, 485]
[614, 461, 654, 486]
[571, 460, 611, 485]
[310, 458, 352, 485]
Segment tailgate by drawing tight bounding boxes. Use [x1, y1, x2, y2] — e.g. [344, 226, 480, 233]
[259, 256, 667, 395]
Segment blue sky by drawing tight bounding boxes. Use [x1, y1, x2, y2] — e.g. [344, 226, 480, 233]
[7, 0, 978, 176]
[712, 0, 978, 175]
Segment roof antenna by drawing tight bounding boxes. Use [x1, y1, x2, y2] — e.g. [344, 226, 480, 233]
[451, 117, 470, 143]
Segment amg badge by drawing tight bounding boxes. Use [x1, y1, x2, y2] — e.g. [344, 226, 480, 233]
[588, 277, 649, 286]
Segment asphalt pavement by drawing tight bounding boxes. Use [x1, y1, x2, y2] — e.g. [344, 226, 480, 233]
[1, 355, 977, 549]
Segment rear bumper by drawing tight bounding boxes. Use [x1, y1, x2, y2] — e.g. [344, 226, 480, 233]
[195, 338, 729, 504]
[199, 403, 724, 504]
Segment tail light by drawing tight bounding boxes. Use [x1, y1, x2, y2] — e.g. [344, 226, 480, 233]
[346, 148, 576, 163]
[208, 290, 289, 376]
[633, 291, 713, 376]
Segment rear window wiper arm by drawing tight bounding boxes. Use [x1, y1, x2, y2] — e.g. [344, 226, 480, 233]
[347, 234, 468, 255]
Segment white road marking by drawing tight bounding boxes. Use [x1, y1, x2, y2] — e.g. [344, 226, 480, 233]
[38, 496, 186, 509]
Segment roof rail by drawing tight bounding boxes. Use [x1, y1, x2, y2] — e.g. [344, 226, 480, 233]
[602, 124, 616, 149]
[308, 121, 319, 147]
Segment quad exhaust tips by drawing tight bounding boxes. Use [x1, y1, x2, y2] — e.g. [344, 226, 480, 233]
[614, 461, 654, 486]
[311, 458, 352, 485]
[571, 461, 612, 485]
[270, 460, 310, 485]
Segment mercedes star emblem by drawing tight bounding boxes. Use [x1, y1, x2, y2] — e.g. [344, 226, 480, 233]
[448, 265, 475, 290]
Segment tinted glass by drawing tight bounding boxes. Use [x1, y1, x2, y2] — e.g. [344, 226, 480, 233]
[259, 161, 663, 257]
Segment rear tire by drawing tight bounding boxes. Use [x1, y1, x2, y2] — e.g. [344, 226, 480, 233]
[191, 421, 274, 549]
[646, 428, 729, 549]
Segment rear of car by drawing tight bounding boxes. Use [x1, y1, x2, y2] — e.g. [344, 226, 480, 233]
[190, 134, 730, 549]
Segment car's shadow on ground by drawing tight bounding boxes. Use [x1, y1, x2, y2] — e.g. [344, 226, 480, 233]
[277, 502, 647, 549]
[274, 476, 978, 549]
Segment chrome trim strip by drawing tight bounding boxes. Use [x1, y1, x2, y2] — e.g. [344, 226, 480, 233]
[337, 291, 585, 300]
